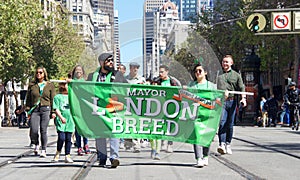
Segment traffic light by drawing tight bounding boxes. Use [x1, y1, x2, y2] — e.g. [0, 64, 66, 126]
[246, 13, 266, 33]
[250, 16, 259, 33]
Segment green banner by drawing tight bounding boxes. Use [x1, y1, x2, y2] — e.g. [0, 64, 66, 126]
[68, 81, 224, 147]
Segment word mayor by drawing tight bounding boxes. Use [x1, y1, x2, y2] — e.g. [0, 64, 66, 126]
[91, 88, 201, 136]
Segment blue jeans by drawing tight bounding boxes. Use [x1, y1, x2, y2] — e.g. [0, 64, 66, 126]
[218, 100, 237, 145]
[57, 131, 72, 155]
[30, 106, 50, 150]
[96, 138, 119, 165]
[75, 129, 88, 148]
[280, 110, 290, 124]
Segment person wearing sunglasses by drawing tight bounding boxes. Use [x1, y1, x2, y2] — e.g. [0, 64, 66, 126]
[87, 52, 127, 168]
[188, 63, 216, 167]
[25, 67, 56, 158]
[70, 65, 91, 155]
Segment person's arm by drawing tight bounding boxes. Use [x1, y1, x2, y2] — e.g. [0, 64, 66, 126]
[49, 82, 57, 116]
[237, 74, 247, 106]
[55, 109, 66, 124]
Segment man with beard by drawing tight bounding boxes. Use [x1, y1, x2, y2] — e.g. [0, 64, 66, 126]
[87, 53, 127, 168]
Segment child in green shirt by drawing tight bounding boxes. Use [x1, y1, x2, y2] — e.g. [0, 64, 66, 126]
[52, 81, 75, 163]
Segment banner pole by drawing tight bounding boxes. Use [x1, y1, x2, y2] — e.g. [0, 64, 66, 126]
[227, 91, 254, 96]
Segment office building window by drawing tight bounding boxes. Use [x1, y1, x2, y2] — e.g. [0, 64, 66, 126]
[73, 15, 77, 21]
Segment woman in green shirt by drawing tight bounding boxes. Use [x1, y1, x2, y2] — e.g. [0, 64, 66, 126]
[188, 63, 216, 168]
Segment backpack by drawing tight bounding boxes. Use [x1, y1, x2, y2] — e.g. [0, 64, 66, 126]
[263, 101, 269, 111]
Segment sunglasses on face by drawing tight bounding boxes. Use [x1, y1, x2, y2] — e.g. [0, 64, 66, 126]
[36, 71, 43, 74]
[194, 69, 203, 73]
[105, 58, 114, 63]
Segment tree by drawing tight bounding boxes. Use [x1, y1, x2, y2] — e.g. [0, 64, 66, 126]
[0, 1, 86, 125]
[174, 0, 297, 94]
[0, 0, 44, 125]
[30, 12, 85, 80]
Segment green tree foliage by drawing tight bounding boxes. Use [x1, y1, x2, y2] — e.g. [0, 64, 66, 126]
[0, 0, 44, 84]
[0, 1, 86, 124]
[30, 13, 85, 80]
[173, 0, 298, 85]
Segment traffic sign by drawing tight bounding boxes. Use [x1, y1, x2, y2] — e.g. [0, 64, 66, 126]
[294, 12, 300, 30]
[271, 12, 291, 30]
[246, 13, 266, 32]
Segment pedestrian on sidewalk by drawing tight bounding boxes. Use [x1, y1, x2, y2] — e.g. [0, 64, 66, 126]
[260, 96, 268, 127]
[25, 67, 56, 157]
[279, 101, 290, 126]
[217, 55, 247, 155]
[52, 79, 75, 163]
[188, 62, 217, 167]
[265, 94, 278, 126]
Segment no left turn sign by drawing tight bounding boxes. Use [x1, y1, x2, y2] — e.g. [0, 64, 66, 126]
[272, 12, 291, 30]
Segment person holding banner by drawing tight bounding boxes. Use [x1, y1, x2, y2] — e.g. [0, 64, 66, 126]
[87, 52, 127, 168]
[157, 65, 181, 153]
[188, 63, 217, 167]
[25, 67, 56, 157]
[217, 55, 246, 155]
[70, 65, 91, 155]
[125, 62, 146, 153]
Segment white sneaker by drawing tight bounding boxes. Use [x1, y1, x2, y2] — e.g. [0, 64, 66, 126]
[194, 159, 204, 168]
[29, 144, 35, 149]
[119, 142, 125, 149]
[166, 145, 173, 153]
[40, 150, 46, 158]
[34, 145, 39, 155]
[141, 140, 149, 148]
[203, 157, 208, 166]
[226, 144, 232, 155]
[217, 143, 227, 155]
[65, 154, 74, 163]
[161, 144, 167, 151]
[153, 153, 161, 160]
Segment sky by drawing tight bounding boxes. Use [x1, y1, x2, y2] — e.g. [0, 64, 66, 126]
[114, 0, 144, 74]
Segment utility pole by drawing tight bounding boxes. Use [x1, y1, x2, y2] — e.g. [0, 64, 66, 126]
[295, 35, 300, 87]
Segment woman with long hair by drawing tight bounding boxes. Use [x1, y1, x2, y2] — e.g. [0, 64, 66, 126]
[25, 67, 56, 157]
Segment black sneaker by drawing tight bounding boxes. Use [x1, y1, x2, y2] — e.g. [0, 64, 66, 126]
[99, 163, 106, 168]
[99, 159, 106, 167]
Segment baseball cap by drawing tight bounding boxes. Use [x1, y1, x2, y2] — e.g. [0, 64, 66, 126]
[289, 82, 296, 86]
[129, 62, 140, 68]
[98, 53, 113, 62]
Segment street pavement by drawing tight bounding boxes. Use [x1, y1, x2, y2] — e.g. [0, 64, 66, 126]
[0, 124, 299, 180]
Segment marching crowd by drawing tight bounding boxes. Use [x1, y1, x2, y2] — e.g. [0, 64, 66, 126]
[19, 53, 247, 168]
